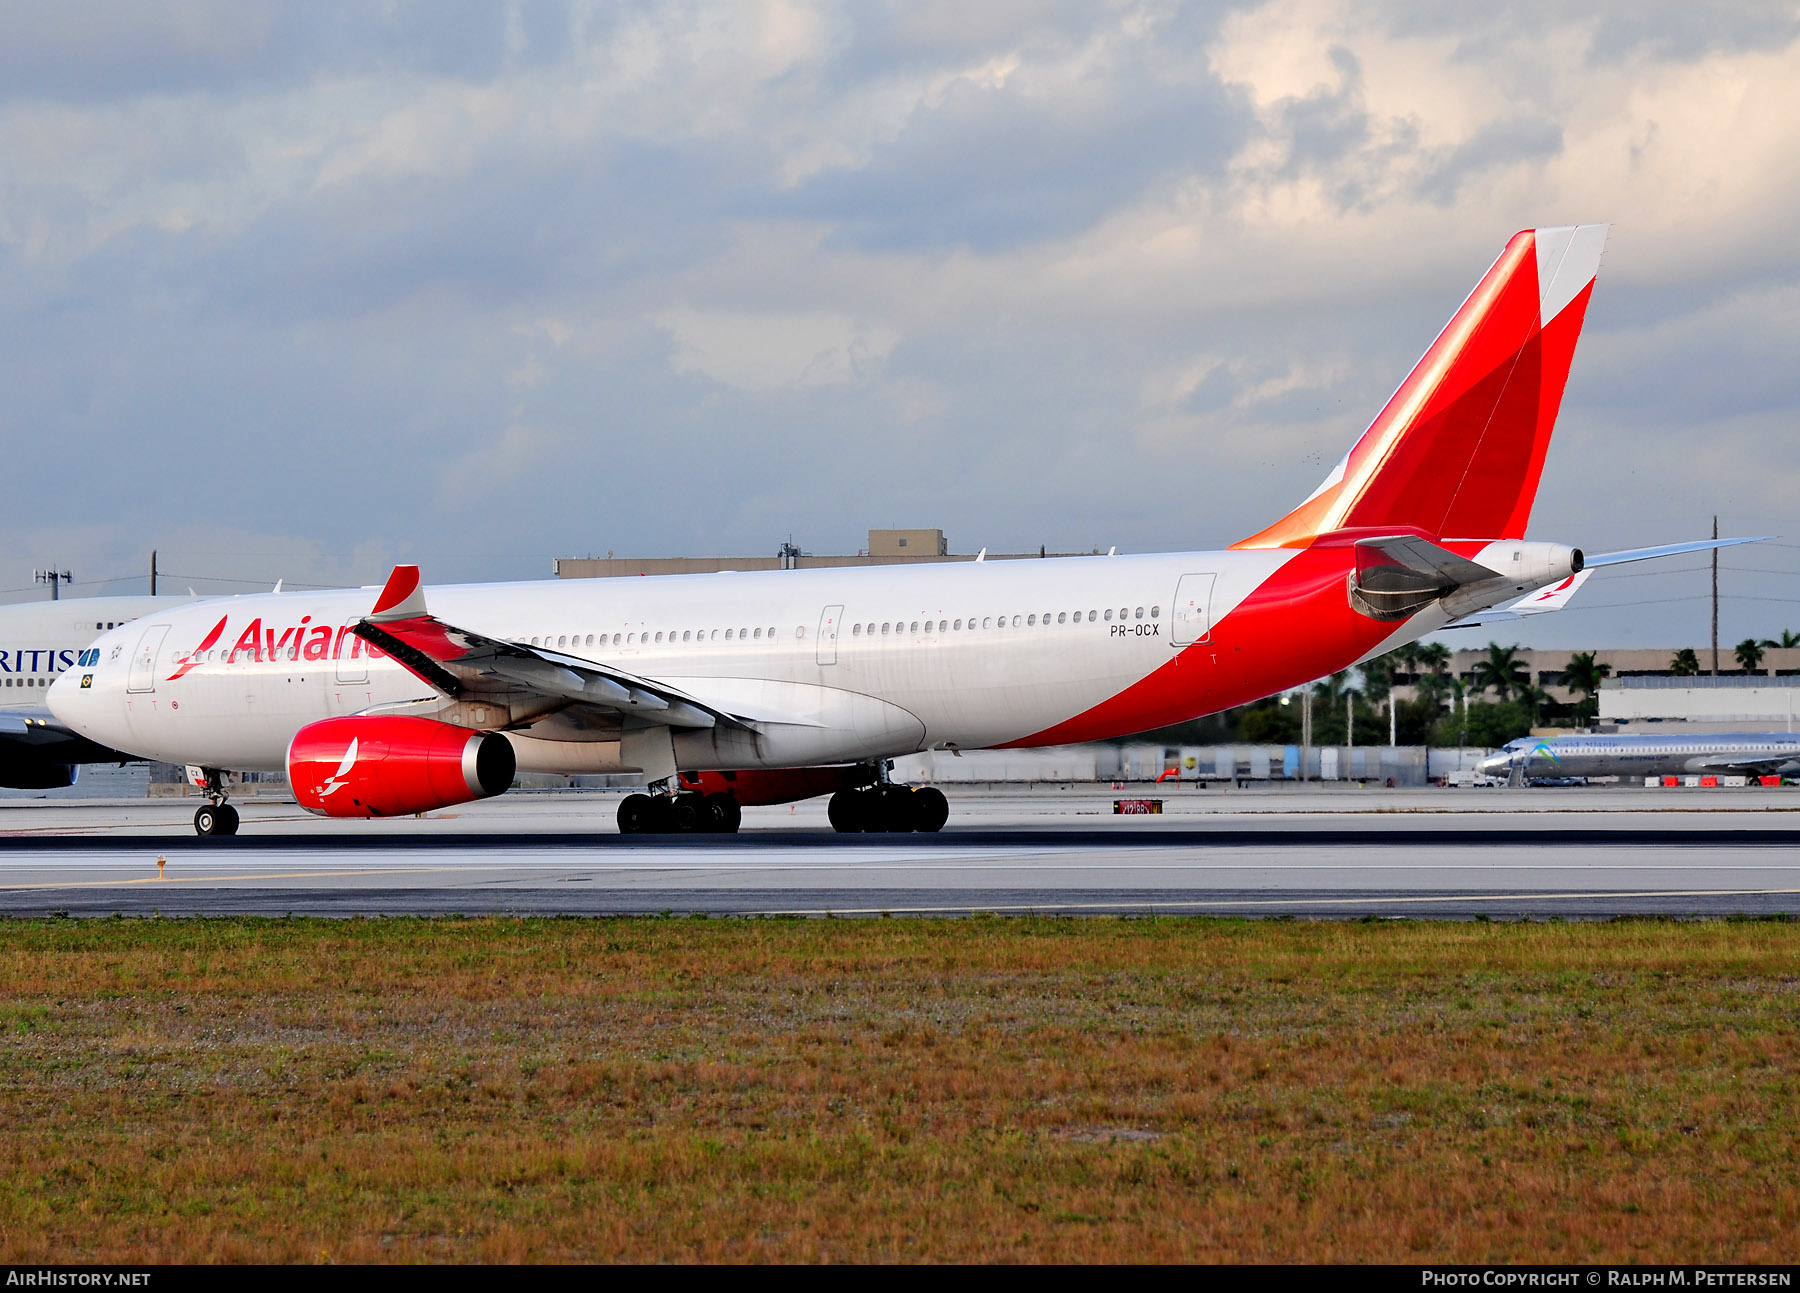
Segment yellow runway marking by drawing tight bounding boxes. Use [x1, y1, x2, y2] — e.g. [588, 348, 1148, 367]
[0, 867, 465, 891]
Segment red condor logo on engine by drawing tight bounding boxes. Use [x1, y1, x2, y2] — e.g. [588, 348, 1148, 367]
[166, 616, 386, 681]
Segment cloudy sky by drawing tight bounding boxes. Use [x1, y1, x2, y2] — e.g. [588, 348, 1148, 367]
[3, 0, 1798, 650]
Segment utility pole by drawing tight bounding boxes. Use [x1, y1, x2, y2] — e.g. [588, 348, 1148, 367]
[35, 569, 70, 601]
[1711, 515, 1719, 675]
[1389, 693, 1397, 748]
[150, 549, 157, 596]
[1347, 690, 1354, 751]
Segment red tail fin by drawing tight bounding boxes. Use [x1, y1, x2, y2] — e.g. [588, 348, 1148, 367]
[1234, 225, 1606, 548]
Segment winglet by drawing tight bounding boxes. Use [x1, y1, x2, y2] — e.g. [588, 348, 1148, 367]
[370, 565, 428, 622]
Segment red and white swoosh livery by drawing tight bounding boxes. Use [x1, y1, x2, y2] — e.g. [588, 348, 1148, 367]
[44, 226, 1755, 834]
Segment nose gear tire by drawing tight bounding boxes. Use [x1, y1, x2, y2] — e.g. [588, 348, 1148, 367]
[193, 804, 239, 837]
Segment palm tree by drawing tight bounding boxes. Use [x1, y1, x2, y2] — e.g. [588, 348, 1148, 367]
[1393, 641, 1423, 684]
[1670, 647, 1701, 676]
[1359, 654, 1394, 710]
[1760, 629, 1800, 649]
[1471, 642, 1528, 701]
[1415, 642, 1452, 710]
[1563, 651, 1612, 721]
[1517, 681, 1553, 726]
[1564, 651, 1612, 699]
[1312, 669, 1352, 706]
[1736, 639, 1766, 673]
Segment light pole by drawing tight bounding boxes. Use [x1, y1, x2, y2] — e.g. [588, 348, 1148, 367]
[1300, 688, 1312, 783]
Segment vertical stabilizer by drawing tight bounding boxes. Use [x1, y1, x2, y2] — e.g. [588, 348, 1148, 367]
[1234, 224, 1606, 548]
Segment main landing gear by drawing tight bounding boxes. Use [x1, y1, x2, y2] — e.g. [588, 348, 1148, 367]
[616, 791, 742, 835]
[827, 784, 948, 834]
[192, 768, 240, 838]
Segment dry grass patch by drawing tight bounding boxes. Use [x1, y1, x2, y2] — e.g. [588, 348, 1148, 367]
[0, 916, 1796, 1262]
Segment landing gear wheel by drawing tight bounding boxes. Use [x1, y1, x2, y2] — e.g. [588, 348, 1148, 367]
[194, 804, 238, 837]
[669, 794, 704, 834]
[877, 785, 917, 833]
[827, 789, 865, 833]
[702, 793, 742, 834]
[617, 793, 660, 835]
[910, 787, 949, 833]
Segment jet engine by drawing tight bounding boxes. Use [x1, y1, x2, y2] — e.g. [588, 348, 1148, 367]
[287, 716, 515, 818]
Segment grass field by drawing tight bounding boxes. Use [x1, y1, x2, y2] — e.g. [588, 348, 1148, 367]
[0, 916, 1796, 1263]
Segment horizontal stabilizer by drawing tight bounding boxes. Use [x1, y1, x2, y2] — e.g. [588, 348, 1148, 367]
[1585, 536, 1767, 568]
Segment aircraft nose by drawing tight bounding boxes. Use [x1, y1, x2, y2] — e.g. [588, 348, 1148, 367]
[48, 640, 115, 737]
[46, 668, 80, 724]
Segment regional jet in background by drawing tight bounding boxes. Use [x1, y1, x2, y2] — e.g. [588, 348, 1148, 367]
[0, 594, 197, 788]
[47, 225, 1760, 836]
[1480, 733, 1800, 785]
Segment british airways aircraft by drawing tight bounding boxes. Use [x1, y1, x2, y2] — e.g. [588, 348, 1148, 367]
[46, 226, 1755, 836]
[0, 594, 195, 787]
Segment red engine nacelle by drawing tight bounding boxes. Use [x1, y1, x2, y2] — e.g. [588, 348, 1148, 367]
[675, 765, 874, 806]
[287, 716, 516, 818]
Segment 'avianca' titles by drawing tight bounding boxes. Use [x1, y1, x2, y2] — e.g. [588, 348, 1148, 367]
[164, 614, 386, 677]
[46, 225, 1759, 836]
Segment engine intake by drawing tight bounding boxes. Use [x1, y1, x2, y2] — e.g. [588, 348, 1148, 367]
[288, 716, 515, 818]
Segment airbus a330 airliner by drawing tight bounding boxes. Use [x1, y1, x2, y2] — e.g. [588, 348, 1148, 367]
[47, 225, 1755, 835]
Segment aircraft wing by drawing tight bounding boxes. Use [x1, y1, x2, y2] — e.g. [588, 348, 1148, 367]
[0, 712, 130, 768]
[1439, 569, 1593, 628]
[1688, 752, 1800, 777]
[353, 565, 798, 733]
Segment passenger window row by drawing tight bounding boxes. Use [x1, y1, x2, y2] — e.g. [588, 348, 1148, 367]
[521, 604, 1163, 652]
[132, 602, 1167, 672]
[850, 606, 1157, 636]
[531, 628, 782, 648]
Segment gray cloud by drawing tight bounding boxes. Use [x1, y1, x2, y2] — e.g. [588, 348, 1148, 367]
[2, 0, 1799, 655]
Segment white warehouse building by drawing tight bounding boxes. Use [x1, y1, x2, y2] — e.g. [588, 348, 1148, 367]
[1598, 676, 1800, 732]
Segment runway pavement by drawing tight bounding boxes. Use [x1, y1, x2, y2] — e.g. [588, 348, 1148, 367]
[2, 786, 1799, 917]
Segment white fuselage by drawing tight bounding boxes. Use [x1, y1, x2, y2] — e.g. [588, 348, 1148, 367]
[49, 552, 1318, 774]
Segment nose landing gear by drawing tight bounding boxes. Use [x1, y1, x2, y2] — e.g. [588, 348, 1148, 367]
[191, 768, 239, 837]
